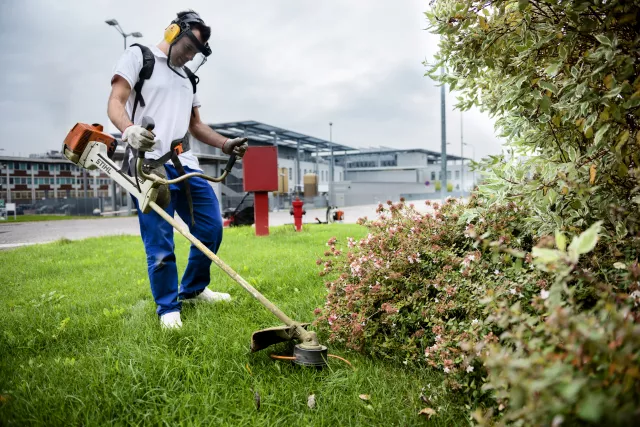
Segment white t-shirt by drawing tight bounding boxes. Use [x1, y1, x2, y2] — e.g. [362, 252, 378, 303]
[112, 44, 202, 171]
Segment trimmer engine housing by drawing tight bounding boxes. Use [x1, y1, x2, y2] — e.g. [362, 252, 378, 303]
[63, 123, 117, 164]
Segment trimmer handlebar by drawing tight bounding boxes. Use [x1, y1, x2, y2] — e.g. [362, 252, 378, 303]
[136, 116, 237, 184]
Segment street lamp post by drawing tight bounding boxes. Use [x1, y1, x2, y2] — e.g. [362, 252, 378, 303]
[279, 172, 285, 210]
[463, 142, 476, 190]
[0, 149, 9, 203]
[105, 19, 142, 215]
[105, 19, 143, 50]
[329, 122, 333, 205]
[440, 67, 447, 201]
[460, 113, 464, 197]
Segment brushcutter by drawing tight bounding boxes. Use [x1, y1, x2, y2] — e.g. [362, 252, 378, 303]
[62, 117, 330, 367]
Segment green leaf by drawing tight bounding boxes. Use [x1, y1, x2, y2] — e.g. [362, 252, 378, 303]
[595, 34, 611, 46]
[560, 379, 586, 402]
[555, 230, 567, 251]
[539, 80, 557, 93]
[544, 62, 562, 77]
[540, 96, 551, 112]
[532, 247, 562, 263]
[568, 221, 602, 256]
[584, 126, 594, 139]
[577, 393, 604, 422]
[594, 124, 611, 144]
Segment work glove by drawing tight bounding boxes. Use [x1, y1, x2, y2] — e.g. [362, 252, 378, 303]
[222, 137, 249, 158]
[122, 125, 156, 152]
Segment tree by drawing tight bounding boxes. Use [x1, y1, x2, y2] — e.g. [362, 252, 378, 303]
[426, 0, 640, 238]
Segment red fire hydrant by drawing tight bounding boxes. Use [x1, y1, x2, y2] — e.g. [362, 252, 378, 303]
[290, 197, 306, 232]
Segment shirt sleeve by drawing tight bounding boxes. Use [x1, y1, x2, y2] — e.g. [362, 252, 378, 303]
[111, 46, 143, 89]
[192, 92, 201, 109]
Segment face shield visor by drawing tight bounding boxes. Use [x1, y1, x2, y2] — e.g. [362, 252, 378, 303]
[167, 29, 211, 78]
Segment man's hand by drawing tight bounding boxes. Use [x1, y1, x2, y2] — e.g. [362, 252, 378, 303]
[122, 125, 156, 152]
[222, 137, 249, 158]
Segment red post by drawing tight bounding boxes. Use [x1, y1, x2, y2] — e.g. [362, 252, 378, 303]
[242, 147, 278, 237]
[254, 192, 270, 236]
[290, 197, 305, 232]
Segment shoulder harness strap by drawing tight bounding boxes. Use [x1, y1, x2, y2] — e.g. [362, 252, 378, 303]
[131, 44, 155, 123]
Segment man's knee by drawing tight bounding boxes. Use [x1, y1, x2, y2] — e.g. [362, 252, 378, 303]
[146, 249, 176, 271]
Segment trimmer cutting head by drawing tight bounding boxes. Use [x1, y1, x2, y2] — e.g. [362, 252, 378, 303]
[293, 344, 328, 367]
[251, 324, 329, 368]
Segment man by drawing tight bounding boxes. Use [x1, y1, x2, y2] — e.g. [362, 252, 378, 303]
[107, 10, 247, 329]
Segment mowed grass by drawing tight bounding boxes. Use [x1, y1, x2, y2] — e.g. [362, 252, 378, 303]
[0, 224, 468, 426]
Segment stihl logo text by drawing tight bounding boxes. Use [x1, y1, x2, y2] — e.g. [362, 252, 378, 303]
[95, 158, 112, 174]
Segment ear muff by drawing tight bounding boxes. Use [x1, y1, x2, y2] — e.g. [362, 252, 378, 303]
[164, 23, 181, 43]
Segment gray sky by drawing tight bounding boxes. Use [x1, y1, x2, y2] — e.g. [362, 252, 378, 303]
[0, 0, 503, 160]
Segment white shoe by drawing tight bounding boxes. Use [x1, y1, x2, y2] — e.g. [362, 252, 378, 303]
[192, 287, 232, 303]
[160, 311, 182, 329]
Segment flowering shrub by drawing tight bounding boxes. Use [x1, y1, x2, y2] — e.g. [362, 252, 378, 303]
[315, 199, 640, 425]
[315, 197, 542, 383]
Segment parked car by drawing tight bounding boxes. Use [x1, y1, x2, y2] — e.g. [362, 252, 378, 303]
[36, 205, 56, 214]
[57, 204, 76, 214]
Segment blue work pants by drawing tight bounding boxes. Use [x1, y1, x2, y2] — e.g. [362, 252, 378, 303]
[134, 164, 223, 316]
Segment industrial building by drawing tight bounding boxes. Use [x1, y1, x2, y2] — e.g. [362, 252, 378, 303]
[1, 120, 475, 213]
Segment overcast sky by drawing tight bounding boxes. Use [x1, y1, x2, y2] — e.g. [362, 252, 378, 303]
[0, 0, 503, 160]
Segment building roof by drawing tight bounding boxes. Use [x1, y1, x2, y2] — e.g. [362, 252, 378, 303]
[1, 154, 71, 164]
[209, 120, 354, 153]
[325, 147, 467, 161]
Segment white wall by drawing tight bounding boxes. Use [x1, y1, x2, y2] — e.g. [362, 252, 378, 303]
[397, 152, 427, 167]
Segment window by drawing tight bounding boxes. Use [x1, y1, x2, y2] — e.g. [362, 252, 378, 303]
[455, 170, 460, 179]
[288, 168, 292, 180]
[431, 171, 436, 180]
[447, 171, 451, 180]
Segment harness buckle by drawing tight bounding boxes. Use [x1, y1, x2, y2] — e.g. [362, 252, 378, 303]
[173, 142, 185, 156]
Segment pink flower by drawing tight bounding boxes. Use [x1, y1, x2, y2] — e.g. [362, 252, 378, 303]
[381, 303, 398, 314]
[327, 314, 337, 325]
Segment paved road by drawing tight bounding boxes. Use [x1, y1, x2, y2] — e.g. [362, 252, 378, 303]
[0, 200, 438, 249]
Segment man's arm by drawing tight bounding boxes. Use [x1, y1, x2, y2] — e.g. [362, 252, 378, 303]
[107, 76, 134, 133]
[107, 76, 155, 151]
[188, 106, 228, 149]
[189, 107, 248, 157]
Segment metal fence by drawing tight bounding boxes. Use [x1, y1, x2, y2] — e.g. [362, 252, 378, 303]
[8, 197, 109, 217]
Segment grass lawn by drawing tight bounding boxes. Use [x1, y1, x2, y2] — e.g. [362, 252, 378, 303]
[0, 224, 468, 426]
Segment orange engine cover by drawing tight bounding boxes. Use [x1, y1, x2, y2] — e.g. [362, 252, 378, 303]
[63, 123, 117, 163]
